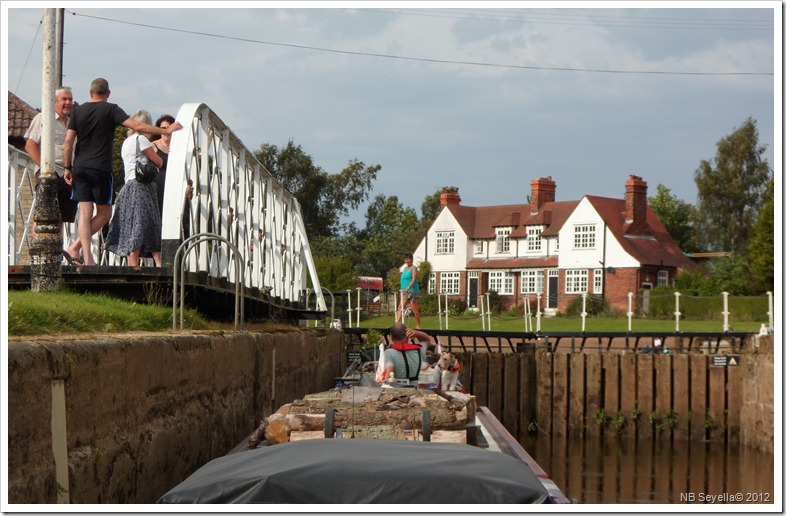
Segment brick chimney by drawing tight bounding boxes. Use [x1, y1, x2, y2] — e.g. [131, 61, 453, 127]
[625, 175, 648, 232]
[439, 187, 461, 208]
[531, 176, 556, 213]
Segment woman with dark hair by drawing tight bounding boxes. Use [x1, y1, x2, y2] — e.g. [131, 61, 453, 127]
[151, 114, 175, 215]
[397, 252, 422, 329]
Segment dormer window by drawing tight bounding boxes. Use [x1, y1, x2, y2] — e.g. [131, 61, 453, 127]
[527, 225, 543, 252]
[474, 240, 484, 254]
[495, 227, 511, 254]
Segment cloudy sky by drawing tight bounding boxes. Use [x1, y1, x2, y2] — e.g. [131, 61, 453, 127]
[4, 2, 780, 227]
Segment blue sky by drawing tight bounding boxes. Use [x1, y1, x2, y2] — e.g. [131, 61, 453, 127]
[4, 2, 780, 227]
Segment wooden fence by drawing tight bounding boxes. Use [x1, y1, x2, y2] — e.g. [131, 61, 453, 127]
[455, 348, 746, 443]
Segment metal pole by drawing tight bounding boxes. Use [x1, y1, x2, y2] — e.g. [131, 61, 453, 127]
[581, 292, 587, 332]
[56, 8, 64, 86]
[346, 289, 352, 328]
[674, 292, 681, 333]
[30, 9, 61, 292]
[438, 292, 443, 330]
[536, 292, 542, 333]
[627, 292, 633, 332]
[767, 291, 773, 333]
[722, 291, 730, 332]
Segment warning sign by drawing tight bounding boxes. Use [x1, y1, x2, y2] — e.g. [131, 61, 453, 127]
[712, 355, 740, 367]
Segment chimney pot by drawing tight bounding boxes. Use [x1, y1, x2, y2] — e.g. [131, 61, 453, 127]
[625, 174, 648, 229]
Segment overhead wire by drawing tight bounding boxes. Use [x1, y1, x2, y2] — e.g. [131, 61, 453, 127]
[65, 9, 773, 77]
[14, 14, 44, 95]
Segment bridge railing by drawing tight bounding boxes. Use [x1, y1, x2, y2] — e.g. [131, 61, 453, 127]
[7, 103, 326, 312]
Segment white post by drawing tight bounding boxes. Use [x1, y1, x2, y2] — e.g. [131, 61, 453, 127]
[394, 291, 399, 322]
[581, 292, 588, 332]
[767, 291, 773, 332]
[444, 294, 450, 330]
[485, 293, 492, 331]
[438, 293, 443, 330]
[523, 297, 531, 332]
[674, 292, 681, 333]
[722, 291, 730, 332]
[346, 289, 352, 328]
[479, 294, 485, 331]
[356, 287, 362, 328]
[536, 292, 542, 333]
[627, 292, 634, 332]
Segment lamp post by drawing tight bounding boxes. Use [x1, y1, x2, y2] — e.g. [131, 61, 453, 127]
[30, 8, 62, 292]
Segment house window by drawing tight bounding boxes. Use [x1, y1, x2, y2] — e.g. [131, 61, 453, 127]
[565, 269, 588, 294]
[474, 240, 484, 254]
[573, 224, 596, 249]
[489, 271, 513, 295]
[440, 272, 460, 294]
[436, 231, 455, 254]
[521, 269, 544, 294]
[527, 226, 543, 252]
[428, 272, 436, 294]
[593, 268, 603, 294]
[657, 270, 669, 286]
[495, 228, 511, 254]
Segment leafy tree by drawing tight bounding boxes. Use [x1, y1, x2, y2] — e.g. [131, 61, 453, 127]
[254, 140, 379, 239]
[311, 255, 356, 292]
[746, 178, 774, 293]
[357, 194, 421, 279]
[648, 184, 695, 252]
[693, 117, 771, 253]
[420, 190, 442, 229]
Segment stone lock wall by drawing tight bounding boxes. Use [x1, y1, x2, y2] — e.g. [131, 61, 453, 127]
[7, 329, 344, 504]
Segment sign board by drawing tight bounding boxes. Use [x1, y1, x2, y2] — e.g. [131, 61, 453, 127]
[347, 351, 361, 364]
[712, 355, 740, 367]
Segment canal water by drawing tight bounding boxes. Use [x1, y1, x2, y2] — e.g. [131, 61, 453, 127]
[523, 435, 776, 505]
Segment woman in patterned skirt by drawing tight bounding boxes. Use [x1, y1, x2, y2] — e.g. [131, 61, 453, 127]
[105, 109, 164, 267]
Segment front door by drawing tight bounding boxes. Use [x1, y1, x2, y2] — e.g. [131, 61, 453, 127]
[468, 277, 478, 308]
[548, 275, 558, 309]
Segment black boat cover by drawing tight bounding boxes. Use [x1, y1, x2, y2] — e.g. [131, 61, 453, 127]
[157, 438, 552, 504]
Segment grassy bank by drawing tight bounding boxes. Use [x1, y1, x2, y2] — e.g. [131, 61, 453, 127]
[7, 289, 216, 336]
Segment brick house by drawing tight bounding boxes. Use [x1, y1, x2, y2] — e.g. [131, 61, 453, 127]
[412, 175, 696, 314]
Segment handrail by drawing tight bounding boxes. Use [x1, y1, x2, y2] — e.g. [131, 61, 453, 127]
[173, 232, 244, 331]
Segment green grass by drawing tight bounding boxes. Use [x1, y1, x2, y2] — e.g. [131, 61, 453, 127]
[8, 289, 216, 336]
[355, 314, 762, 333]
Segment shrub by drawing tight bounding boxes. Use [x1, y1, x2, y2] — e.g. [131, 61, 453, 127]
[563, 294, 611, 317]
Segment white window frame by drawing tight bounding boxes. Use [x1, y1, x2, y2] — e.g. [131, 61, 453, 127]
[565, 269, 589, 294]
[435, 231, 455, 254]
[657, 270, 669, 286]
[489, 271, 514, 295]
[593, 268, 603, 294]
[526, 225, 543, 252]
[495, 227, 511, 254]
[428, 272, 436, 294]
[440, 272, 461, 295]
[474, 240, 484, 254]
[521, 269, 544, 294]
[573, 224, 596, 249]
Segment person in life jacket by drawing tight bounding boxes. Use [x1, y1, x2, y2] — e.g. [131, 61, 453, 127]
[381, 323, 434, 384]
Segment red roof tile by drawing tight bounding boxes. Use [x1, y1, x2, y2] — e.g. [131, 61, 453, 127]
[466, 256, 559, 269]
[8, 91, 39, 141]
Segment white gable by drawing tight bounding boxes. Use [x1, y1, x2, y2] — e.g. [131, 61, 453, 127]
[413, 208, 470, 272]
[558, 197, 640, 269]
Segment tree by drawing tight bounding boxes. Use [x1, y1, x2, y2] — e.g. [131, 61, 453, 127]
[746, 178, 774, 293]
[357, 194, 421, 279]
[648, 184, 695, 252]
[254, 140, 379, 239]
[420, 190, 442, 230]
[693, 117, 771, 253]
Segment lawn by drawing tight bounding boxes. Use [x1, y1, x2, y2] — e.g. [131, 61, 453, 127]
[353, 314, 763, 333]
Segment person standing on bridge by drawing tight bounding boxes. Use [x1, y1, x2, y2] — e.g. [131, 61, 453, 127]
[105, 110, 165, 268]
[149, 114, 175, 216]
[62, 78, 182, 266]
[24, 86, 80, 262]
[396, 252, 422, 329]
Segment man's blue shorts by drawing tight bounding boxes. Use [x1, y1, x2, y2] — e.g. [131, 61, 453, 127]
[71, 167, 114, 206]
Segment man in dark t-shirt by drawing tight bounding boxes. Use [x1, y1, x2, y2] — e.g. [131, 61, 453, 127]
[63, 78, 182, 265]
